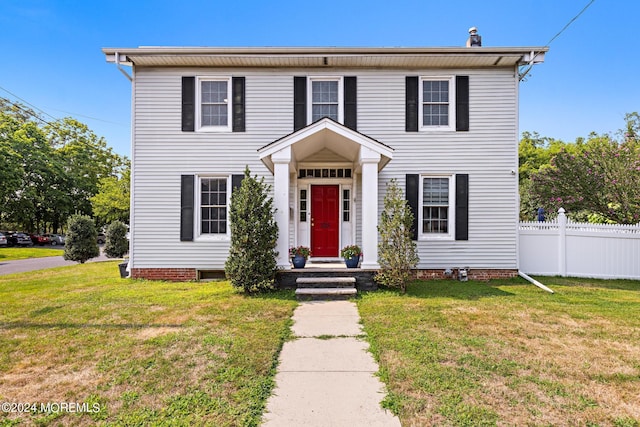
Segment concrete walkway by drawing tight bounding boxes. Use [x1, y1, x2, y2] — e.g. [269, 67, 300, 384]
[262, 301, 401, 427]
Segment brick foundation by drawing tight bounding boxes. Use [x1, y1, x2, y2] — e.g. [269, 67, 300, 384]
[129, 267, 517, 283]
[416, 269, 518, 281]
[131, 268, 197, 281]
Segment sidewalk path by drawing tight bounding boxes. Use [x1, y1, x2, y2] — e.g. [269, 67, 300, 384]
[262, 301, 401, 427]
[0, 249, 111, 276]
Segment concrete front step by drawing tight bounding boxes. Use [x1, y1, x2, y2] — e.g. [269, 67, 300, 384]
[295, 287, 358, 301]
[296, 277, 356, 289]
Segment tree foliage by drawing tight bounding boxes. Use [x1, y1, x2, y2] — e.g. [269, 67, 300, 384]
[376, 179, 419, 293]
[0, 99, 128, 232]
[104, 220, 129, 258]
[225, 167, 278, 293]
[91, 165, 130, 225]
[63, 214, 100, 264]
[521, 113, 640, 224]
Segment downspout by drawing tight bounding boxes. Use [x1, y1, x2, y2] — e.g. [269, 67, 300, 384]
[112, 52, 134, 275]
[115, 52, 133, 82]
[519, 271, 554, 294]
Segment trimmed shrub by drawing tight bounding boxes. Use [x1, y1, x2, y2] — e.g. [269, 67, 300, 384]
[63, 214, 100, 264]
[225, 167, 278, 293]
[104, 221, 129, 258]
[376, 179, 419, 293]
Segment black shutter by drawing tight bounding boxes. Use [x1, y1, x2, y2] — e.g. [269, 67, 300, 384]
[182, 77, 195, 132]
[180, 175, 194, 241]
[455, 174, 469, 240]
[456, 76, 469, 132]
[405, 76, 419, 132]
[232, 77, 245, 132]
[232, 174, 244, 193]
[294, 76, 307, 131]
[406, 174, 419, 240]
[344, 76, 357, 131]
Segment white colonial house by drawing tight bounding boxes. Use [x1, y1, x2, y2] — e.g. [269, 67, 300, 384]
[103, 42, 546, 281]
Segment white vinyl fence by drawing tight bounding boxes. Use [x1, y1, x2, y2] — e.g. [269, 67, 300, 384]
[519, 208, 640, 279]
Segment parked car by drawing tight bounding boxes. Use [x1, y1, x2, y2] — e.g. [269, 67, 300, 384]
[7, 232, 33, 247]
[97, 232, 106, 244]
[29, 234, 51, 246]
[44, 233, 65, 246]
[0, 232, 7, 247]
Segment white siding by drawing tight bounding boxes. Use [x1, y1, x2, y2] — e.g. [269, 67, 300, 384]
[131, 67, 519, 270]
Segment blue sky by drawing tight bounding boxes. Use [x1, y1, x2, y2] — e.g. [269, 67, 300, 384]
[0, 0, 637, 157]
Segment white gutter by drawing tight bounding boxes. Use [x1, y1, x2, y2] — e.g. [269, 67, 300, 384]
[518, 271, 554, 294]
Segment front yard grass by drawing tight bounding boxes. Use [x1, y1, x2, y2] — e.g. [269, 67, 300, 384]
[0, 247, 64, 261]
[0, 262, 297, 426]
[358, 277, 640, 426]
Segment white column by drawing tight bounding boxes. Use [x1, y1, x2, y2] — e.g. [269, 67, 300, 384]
[359, 147, 381, 269]
[272, 147, 292, 269]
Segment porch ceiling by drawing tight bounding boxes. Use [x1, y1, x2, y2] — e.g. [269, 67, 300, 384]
[258, 118, 393, 173]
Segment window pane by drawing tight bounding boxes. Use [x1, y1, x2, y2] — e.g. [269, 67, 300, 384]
[201, 81, 227, 103]
[312, 104, 338, 121]
[312, 81, 338, 103]
[422, 80, 449, 126]
[201, 178, 227, 234]
[202, 105, 228, 126]
[422, 178, 449, 234]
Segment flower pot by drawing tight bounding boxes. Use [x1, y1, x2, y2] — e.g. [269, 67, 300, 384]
[344, 256, 359, 268]
[292, 255, 307, 269]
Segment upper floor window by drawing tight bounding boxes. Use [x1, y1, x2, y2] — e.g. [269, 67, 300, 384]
[309, 77, 343, 123]
[197, 78, 232, 131]
[420, 77, 455, 131]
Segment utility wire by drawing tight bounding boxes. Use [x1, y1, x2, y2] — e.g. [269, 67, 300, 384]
[0, 85, 59, 122]
[519, 0, 596, 81]
[1, 96, 54, 126]
[544, 0, 596, 47]
[0, 85, 127, 127]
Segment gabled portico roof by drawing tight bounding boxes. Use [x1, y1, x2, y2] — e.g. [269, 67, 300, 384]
[258, 118, 393, 173]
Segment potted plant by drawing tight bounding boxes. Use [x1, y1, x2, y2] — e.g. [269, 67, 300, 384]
[340, 244, 362, 268]
[289, 246, 311, 269]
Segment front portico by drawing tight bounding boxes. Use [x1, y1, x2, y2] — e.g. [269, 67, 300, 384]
[259, 118, 393, 269]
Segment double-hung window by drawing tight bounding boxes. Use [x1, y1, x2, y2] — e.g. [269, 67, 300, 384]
[200, 177, 228, 236]
[420, 77, 455, 130]
[421, 176, 454, 238]
[309, 77, 342, 123]
[198, 78, 231, 131]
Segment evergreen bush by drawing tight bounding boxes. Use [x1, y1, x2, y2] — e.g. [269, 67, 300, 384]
[225, 167, 278, 292]
[104, 220, 129, 258]
[63, 214, 100, 264]
[376, 179, 419, 293]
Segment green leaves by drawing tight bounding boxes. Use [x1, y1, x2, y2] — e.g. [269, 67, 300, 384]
[0, 100, 128, 232]
[63, 214, 100, 264]
[225, 167, 278, 293]
[376, 179, 419, 293]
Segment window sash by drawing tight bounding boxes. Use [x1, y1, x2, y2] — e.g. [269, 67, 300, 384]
[197, 78, 231, 130]
[421, 177, 452, 236]
[309, 78, 342, 123]
[419, 77, 454, 130]
[200, 177, 227, 235]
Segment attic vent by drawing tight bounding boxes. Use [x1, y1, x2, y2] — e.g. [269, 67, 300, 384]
[466, 27, 482, 47]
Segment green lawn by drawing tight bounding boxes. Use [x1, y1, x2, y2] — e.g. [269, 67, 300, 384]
[0, 262, 297, 426]
[358, 277, 640, 426]
[0, 247, 64, 261]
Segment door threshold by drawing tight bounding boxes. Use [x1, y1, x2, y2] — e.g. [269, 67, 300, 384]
[308, 257, 342, 263]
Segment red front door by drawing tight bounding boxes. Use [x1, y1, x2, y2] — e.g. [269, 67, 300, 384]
[311, 185, 340, 257]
